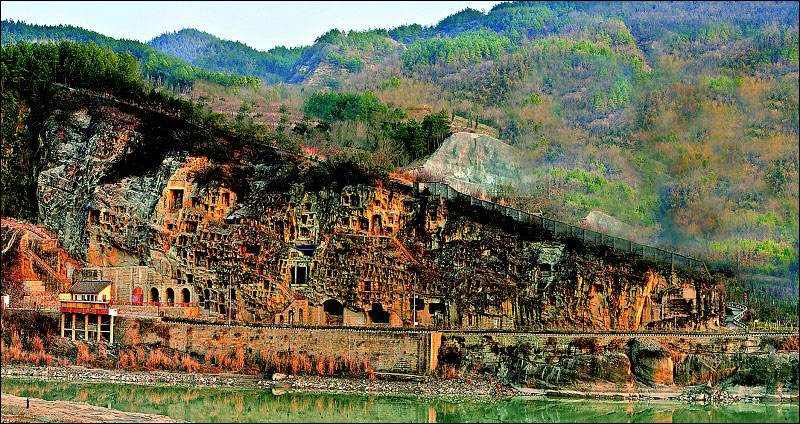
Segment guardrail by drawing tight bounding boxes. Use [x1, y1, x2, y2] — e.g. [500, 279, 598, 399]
[416, 181, 709, 276]
[59, 301, 109, 310]
[114, 301, 200, 308]
[59, 300, 110, 314]
[160, 317, 797, 337]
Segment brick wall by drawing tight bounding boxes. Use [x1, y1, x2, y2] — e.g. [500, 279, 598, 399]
[76, 266, 150, 302]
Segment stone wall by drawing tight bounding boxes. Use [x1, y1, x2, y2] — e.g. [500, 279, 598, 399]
[114, 317, 438, 374]
[111, 313, 798, 387]
[5, 309, 795, 388]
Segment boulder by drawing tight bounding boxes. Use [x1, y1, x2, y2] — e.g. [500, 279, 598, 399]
[271, 372, 287, 381]
[630, 339, 674, 385]
[594, 352, 633, 383]
[420, 132, 531, 195]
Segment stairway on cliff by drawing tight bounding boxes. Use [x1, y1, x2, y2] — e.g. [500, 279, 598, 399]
[724, 303, 747, 330]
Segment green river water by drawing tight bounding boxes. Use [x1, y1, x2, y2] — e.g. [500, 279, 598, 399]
[1, 378, 797, 423]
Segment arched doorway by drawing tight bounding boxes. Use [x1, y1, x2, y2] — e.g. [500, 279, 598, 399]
[133, 287, 143, 305]
[150, 288, 159, 303]
[181, 288, 191, 304]
[323, 299, 344, 325]
[368, 302, 390, 324]
[288, 310, 294, 325]
[166, 288, 175, 305]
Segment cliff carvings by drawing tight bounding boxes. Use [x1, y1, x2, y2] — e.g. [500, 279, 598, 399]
[32, 95, 723, 330]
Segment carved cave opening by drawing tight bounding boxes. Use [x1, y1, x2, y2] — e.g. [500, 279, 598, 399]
[323, 299, 344, 325]
[368, 302, 390, 324]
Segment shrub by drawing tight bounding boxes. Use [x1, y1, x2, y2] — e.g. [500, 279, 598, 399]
[76, 343, 94, 366]
[181, 354, 202, 373]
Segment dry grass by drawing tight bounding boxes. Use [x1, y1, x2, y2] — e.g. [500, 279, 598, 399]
[1, 315, 378, 380]
[180, 354, 202, 373]
[256, 350, 373, 378]
[145, 349, 177, 370]
[1, 331, 55, 366]
[437, 364, 459, 380]
[779, 335, 799, 352]
[116, 349, 137, 370]
[76, 343, 94, 366]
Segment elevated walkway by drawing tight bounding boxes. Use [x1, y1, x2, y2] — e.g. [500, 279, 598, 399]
[415, 181, 710, 276]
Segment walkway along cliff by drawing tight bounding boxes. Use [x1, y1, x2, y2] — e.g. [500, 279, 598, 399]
[2, 86, 797, 394]
[17, 86, 729, 332]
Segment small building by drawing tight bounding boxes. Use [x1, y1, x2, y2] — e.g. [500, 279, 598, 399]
[59, 280, 116, 343]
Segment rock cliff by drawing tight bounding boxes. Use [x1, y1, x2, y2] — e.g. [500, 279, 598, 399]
[440, 333, 799, 394]
[28, 88, 723, 330]
[420, 132, 532, 195]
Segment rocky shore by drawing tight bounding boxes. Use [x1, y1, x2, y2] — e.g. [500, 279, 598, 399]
[1, 365, 515, 400]
[2, 365, 259, 389]
[3, 365, 797, 405]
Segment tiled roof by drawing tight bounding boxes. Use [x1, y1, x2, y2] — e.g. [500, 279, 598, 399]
[70, 280, 111, 294]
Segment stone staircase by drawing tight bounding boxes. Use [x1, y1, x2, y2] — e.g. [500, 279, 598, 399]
[725, 303, 747, 329]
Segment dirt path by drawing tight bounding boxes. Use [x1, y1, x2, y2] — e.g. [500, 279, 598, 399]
[0, 393, 182, 423]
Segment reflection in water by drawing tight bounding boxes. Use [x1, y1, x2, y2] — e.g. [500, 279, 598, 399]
[2, 378, 797, 423]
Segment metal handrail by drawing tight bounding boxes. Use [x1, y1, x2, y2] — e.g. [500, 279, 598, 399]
[114, 301, 200, 307]
[416, 181, 709, 275]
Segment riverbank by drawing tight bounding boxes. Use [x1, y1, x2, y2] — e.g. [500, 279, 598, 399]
[2, 365, 797, 404]
[5, 378, 797, 424]
[1, 365, 515, 401]
[0, 393, 181, 423]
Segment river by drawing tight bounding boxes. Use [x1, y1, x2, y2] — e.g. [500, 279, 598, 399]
[1, 378, 797, 423]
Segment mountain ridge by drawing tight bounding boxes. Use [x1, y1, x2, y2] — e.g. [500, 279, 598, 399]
[2, 1, 798, 290]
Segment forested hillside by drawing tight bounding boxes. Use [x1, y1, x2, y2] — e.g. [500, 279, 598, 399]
[1, 1, 798, 286]
[0, 20, 260, 90]
[150, 29, 307, 83]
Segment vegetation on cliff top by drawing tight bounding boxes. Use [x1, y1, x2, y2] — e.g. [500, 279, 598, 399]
[1, 41, 144, 218]
[0, 41, 394, 222]
[301, 91, 451, 163]
[1, 1, 798, 285]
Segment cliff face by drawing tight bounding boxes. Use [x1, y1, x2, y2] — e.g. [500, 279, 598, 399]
[440, 333, 799, 393]
[32, 91, 723, 330]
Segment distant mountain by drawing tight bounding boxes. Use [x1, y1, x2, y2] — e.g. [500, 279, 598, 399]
[2, 1, 798, 281]
[151, 27, 404, 85]
[149, 28, 307, 84]
[0, 20, 259, 90]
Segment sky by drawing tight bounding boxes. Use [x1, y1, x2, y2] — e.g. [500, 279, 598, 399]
[1, 1, 503, 50]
